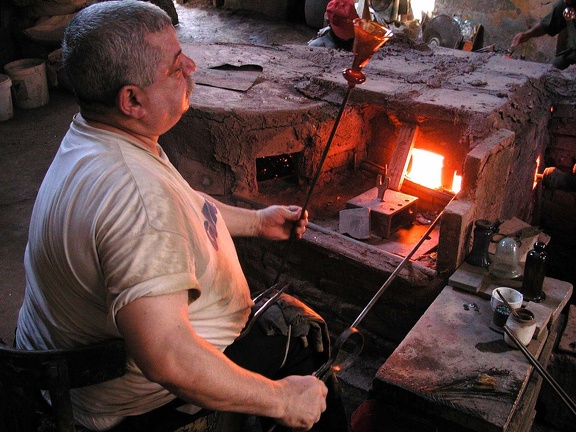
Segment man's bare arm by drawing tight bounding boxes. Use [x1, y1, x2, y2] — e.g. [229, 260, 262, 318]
[116, 291, 326, 430]
[197, 192, 307, 240]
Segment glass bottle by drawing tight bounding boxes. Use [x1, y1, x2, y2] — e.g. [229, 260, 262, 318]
[521, 241, 547, 302]
[466, 219, 494, 267]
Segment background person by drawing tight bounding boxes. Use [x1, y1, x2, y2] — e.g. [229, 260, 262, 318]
[510, 0, 576, 69]
[15, 1, 345, 431]
[308, 0, 359, 50]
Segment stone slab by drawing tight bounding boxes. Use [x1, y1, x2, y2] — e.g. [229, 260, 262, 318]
[374, 280, 572, 432]
[450, 266, 572, 337]
[558, 304, 576, 354]
[449, 71, 526, 95]
[483, 55, 554, 79]
[414, 87, 505, 113]
[448, 261, 487, 293]
[479, 277, 572, 326]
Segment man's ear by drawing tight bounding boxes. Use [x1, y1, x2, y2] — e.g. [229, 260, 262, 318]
[117, 85, 146, 118]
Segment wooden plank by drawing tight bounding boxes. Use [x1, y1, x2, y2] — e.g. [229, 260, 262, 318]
[388, 124, 419, 191]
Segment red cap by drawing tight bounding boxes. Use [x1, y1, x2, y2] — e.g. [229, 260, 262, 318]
[326, 0, 358, 41]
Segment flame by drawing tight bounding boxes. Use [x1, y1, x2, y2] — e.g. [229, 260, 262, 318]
[533, 156, 541, 190]
[407, 148, 443, 189]
[452, 172, 462, 194]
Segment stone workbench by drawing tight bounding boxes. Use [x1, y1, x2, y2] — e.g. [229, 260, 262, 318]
[372, 277, 572, 432]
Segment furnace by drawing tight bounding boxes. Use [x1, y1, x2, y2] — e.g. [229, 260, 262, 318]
[162, 39, 561, 285]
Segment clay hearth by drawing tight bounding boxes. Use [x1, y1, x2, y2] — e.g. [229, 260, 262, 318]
[162, 40, 567, 280]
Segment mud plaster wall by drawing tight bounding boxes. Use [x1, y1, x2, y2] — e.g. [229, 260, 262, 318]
[161, 42, 569, 272]
[433, 0, 560, 64]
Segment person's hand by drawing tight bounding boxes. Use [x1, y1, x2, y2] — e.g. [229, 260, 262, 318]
[257, 205, 308, 240]
[274, 375, 328, 431]
[510, 31, 528, 48]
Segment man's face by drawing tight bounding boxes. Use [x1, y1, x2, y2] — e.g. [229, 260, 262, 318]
[140, 27, 196, 136]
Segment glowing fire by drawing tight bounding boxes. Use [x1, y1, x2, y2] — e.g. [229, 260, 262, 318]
[406, 148, 461, 193]
[406, 149, 443, 189]
[452, 171, 462, 194]
[533, 155, 541, 190]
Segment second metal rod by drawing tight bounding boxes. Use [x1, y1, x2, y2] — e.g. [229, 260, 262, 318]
[351, 194, 457, 329]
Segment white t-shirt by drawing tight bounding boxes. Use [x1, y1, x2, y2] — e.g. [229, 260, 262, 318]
[16, 114, 253, 430]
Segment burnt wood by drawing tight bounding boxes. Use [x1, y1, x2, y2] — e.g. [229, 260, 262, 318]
[388, 124, 419, 192]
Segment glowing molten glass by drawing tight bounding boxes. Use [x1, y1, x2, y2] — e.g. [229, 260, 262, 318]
[343, 18, 393, 87]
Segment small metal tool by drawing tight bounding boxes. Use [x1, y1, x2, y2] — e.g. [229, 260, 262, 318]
[376, 166, 389, 202]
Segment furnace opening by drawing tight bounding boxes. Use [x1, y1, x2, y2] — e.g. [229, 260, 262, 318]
[256, 152, 300, 183]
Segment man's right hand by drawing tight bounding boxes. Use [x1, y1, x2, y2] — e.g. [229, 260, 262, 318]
[275, 375, 328, 431]
[117, 291, 329, 430]
[511, 31, 528, 48]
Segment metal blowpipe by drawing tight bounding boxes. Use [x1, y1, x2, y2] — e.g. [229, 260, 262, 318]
[239, 15, 393, 342]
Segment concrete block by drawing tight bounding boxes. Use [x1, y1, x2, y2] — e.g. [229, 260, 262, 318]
[436, 198, 473, 277]
[463, 129, 516, 196]
[339, 207, 371, 240]
[448, 262, 487, 293]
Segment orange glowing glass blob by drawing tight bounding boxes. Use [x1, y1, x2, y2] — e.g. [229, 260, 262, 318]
[343, 18, 393, 87]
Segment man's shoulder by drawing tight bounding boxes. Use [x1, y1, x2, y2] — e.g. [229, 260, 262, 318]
[541, 1, 569, 34]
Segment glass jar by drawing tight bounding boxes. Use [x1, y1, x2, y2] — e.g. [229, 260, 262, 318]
[490, 237, 522, 279]
[504, 309, 536, 348]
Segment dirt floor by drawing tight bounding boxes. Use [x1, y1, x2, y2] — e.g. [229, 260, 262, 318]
[174, 0, 318, 44]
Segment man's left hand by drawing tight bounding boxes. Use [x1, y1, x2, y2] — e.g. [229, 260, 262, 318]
[258, 205, 308, 240]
